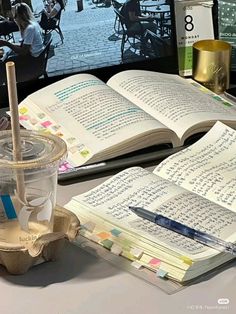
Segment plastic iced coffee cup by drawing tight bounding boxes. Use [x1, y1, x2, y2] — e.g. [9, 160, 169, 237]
[0, 130, 67, 246]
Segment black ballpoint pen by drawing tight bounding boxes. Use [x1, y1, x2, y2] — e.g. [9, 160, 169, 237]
[129, 206, 236, 255]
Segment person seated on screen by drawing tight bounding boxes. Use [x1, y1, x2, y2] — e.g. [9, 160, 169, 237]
[120, 0, 157, 35]
[0, 3, 44, 83]
[39, 0, 64, 31]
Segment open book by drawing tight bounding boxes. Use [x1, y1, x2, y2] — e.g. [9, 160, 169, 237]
[17, 70, 236, 169]
[65, 122, 236, 283]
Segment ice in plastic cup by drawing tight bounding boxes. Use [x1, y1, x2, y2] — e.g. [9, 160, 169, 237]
[0, 130, 67, 246]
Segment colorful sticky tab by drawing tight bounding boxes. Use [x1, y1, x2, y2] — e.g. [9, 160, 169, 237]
[83, 221, 96, 233]
[59, 161, 74, 172]
[101, 239, 113, 250]
[122, 238, 131, 248]
[156, 269, 168, 278]
[97, 232, 110, 240]
[19, 115, 29, 121]
[149, 258, 161, 267]
[41, 121, 52, 128]
[0, 195, 17, 219]
[181, 256, 193, 265]
[110, 228, 122, 237]
[131, 261, 143, 270]
[111, 244, 122, 256]
[19, 107, 28, 114]
[130, 247, 143, 259]
[222, 101, 232, 107]
[42, 129, 52, 135]
[123, 251, 135, 260]
[80, 149, 90, 157]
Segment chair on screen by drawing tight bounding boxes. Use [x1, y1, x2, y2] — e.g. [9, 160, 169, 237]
[111, 0, 122, 34]
[113, 8, 145, 60]
[40, 9, 64, 45]
[145, 30, 171, 58]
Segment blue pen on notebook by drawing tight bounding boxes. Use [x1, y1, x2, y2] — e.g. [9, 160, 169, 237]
[129, 206, 236, 255]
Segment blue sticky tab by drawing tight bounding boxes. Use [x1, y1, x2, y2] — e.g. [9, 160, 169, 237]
[156, 269, 168, 278]
[1, 195, 17, 219]
[111, 229, 122, 237]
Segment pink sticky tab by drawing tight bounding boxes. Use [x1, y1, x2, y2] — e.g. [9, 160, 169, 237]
[19, 115, 29, 121]
[41, 121, 52, 128]
[59, 161, 73, 172]
[149, 258, 161, 266]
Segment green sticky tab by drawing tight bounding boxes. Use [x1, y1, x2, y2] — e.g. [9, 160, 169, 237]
[101, 239, 113, 250]
[222, 101, 232, 107]
[212, 95, 222, 101]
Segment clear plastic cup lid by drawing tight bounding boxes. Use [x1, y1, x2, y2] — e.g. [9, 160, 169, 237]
[0, 130, 67, 169]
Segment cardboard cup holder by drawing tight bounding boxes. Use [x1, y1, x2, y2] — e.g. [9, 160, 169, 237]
[0, 205, 80, 274]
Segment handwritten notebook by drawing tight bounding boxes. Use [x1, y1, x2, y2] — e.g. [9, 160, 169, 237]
[65, 122, 236, 283]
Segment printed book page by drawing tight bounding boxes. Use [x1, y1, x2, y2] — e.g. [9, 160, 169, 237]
[154, 122, 236, 213]
[18, 73, 178, 164]
[107, 70, 236, 143]
[17, 98, 93, 166]
[67, 167, 236, 261]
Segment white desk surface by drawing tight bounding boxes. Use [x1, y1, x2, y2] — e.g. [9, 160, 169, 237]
[1, 170, 236, 314]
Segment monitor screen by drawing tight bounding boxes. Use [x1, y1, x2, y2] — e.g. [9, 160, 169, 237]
[0, 0, 178, 107]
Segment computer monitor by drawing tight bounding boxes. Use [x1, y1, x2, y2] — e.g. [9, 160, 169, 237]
[0, 0, 178, 108]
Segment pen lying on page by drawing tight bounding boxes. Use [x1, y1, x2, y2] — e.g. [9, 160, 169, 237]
[129, 206, 236, 255]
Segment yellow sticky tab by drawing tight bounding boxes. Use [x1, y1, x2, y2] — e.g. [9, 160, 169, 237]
[43, 130, 52, 135]
[181, 256, 193, 265]
[123, 251, 135, 261]
[19, 107, 28, 114]
[80, 149, 90, 158]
